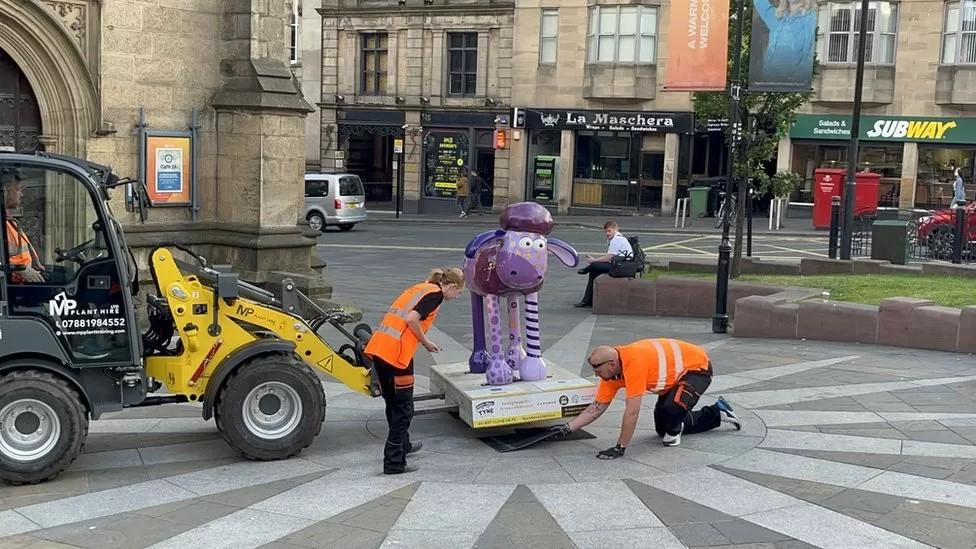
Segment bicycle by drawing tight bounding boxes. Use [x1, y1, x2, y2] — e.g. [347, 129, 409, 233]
[714, 190, 738, 229]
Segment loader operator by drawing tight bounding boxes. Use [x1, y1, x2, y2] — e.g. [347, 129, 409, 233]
[365, 267, 465, 475]
[2, 172, 44, 283]
[550, 338, 741, 459]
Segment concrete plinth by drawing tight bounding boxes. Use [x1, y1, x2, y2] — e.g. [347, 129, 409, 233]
[428, 361, 596, 429]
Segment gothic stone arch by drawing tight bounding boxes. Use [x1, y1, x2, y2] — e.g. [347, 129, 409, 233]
[0, 0, 100, 156]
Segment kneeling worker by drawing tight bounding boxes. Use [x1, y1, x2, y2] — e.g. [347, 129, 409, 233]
[551, 338, 740, 459]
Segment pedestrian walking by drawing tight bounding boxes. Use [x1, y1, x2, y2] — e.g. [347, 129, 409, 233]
[549, 338, 741, 458]
[456, 169, 470, 218]
[952, 161, 967, 206]
[468, 169, 485, 215]
[364, 267, 466, 474]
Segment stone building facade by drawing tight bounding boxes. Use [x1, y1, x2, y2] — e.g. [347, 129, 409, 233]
[509, 0, 703, 215]
[1, 0, 324, 293]
[778, 0, 976, 211]
[318, 0, 514, 214]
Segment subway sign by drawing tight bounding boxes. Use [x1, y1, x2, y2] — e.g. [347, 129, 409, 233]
[790, 114, 976, 144]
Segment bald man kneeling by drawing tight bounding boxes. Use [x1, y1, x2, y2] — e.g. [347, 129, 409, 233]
[550, 338, 741, 460]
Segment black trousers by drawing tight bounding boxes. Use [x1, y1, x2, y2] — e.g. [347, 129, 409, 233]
[579, 261, 612, 305]
[653, 365, 721, 437]
[376, 358, 415, 473]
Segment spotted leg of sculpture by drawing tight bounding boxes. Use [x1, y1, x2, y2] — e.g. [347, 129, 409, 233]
[469, 292, 490, 374]
[484, 295, 514, 385]
[506, 295, 527, 372]
[519, 292, 547, 381]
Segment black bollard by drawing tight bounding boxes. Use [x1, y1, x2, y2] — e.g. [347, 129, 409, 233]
[828, 196, 841, 259]
[953, 205, 966, 264]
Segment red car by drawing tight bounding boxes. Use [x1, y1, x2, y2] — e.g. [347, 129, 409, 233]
[916, 202, 976, 258]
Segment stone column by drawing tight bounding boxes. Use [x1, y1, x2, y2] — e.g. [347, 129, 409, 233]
[402, 110, 422, 213]
[556, 129, 574, 214]
[208, 0, 319, 293]
[899, 142, 919, 211]
[508, 130, 527, 205]
[777, 137, 792, 172]
[661, 132, 679, 215]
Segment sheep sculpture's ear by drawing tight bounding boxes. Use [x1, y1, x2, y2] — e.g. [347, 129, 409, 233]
[464, 229, 506, 259]
[547, 237, 579, 268]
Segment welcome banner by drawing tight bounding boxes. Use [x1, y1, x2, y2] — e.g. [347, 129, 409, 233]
[664, 0, 730, 91]
[747, 0, 817, 92]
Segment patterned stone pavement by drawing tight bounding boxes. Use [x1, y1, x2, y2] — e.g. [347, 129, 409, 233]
[2, 231, 975, 548]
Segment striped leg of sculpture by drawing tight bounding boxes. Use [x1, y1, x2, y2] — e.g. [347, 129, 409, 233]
[519, 292, 546, 381]
[506, 295, 527, 371]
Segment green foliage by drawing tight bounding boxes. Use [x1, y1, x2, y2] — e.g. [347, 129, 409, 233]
[760, 170, 803, 198]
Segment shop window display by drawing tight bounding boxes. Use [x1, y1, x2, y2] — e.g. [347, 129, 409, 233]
[790, 143, 902, 205]
[917, 148, 975, 209]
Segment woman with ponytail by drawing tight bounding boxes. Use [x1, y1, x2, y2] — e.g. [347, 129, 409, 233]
[364, 267, 465, 474]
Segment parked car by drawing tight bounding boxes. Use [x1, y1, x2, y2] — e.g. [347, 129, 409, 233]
[304, 173, 367, 232]
[916, 202, 975, 258]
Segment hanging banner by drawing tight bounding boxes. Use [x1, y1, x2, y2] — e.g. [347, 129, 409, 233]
[747, 0, 817, 92]
[664, 0, 731, 91]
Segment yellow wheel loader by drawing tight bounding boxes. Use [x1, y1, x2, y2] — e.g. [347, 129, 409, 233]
[0, 152, 381, 484]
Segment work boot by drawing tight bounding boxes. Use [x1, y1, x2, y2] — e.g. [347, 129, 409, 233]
[406, 442, 423, 454]
[662, 425, 683, 447]
[716, 397, 742, 430]
[383, 465, 418, 475]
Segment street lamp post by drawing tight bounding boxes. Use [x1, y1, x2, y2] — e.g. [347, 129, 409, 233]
[713, 0, 746, 334]
[839, 0, 871, 260]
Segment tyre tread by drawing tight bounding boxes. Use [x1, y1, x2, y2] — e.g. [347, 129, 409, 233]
[0, 369, 89, 485]
[213, 352, 325, 461]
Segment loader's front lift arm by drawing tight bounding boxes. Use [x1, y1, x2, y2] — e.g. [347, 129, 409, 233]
[146, 247, 382, 399]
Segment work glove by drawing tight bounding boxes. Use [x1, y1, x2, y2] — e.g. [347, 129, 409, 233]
[548, 423, 572, 440]
[597, 444, 626, 460]
[21, 266, 45, 283]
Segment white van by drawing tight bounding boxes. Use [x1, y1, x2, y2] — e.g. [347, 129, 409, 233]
[304, 173, 367, 231]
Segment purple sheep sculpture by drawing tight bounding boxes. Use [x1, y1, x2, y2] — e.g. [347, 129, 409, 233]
[463, 202, 579, 385]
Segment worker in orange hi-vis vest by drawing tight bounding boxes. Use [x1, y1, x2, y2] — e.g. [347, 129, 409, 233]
[364, 267, 465, 475]
[2, 172, 45, 284]
[549, 338, 741, 459]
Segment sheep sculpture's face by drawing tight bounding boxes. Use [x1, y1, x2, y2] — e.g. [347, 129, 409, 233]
[494, 230, 549, 291]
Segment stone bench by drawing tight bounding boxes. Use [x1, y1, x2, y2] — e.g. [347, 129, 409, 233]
[735, 293, 976, 354]
[592, 275, 787, 318]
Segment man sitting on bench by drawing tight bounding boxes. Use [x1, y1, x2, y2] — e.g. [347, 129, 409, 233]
[575, 220, 632, 308]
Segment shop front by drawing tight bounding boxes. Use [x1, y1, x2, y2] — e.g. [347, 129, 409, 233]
[419, 110, 506, 214]
[514, 108, 695, 212]
[788, 114, 976, 210]
[336, 109, 405, 206]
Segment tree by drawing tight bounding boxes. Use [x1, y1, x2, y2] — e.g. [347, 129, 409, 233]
[693, 0, 818, 278]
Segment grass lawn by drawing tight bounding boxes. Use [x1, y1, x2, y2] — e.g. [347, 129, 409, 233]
[641, 269, 976, 308]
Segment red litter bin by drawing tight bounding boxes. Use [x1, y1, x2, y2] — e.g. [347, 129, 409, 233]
[813, 168, 845, 229]
[812, 168, 881, 229]
[854, 171, 881, 217]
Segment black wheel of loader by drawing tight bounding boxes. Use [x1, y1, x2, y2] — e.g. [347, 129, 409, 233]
[214, 352, 325, 461]
[0, 369, 88, 484]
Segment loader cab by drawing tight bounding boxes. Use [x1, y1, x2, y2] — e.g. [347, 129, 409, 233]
[0, 153, 141, 367]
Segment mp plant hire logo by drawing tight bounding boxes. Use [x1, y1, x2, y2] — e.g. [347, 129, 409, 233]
[866, 119, 958, 140]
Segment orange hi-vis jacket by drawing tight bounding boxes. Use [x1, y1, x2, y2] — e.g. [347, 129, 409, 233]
[5, 219, 32, 267]
[595, 338, 711, 402]
[365, 282, 442, 369]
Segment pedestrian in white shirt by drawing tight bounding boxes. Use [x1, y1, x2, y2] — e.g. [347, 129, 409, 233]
[575, 220, 633, 308]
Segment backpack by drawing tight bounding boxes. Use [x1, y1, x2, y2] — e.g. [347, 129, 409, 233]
[627, 236, 647, 273]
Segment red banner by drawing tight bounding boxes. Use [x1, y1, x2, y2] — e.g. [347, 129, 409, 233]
[664, 0, 730, 91]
